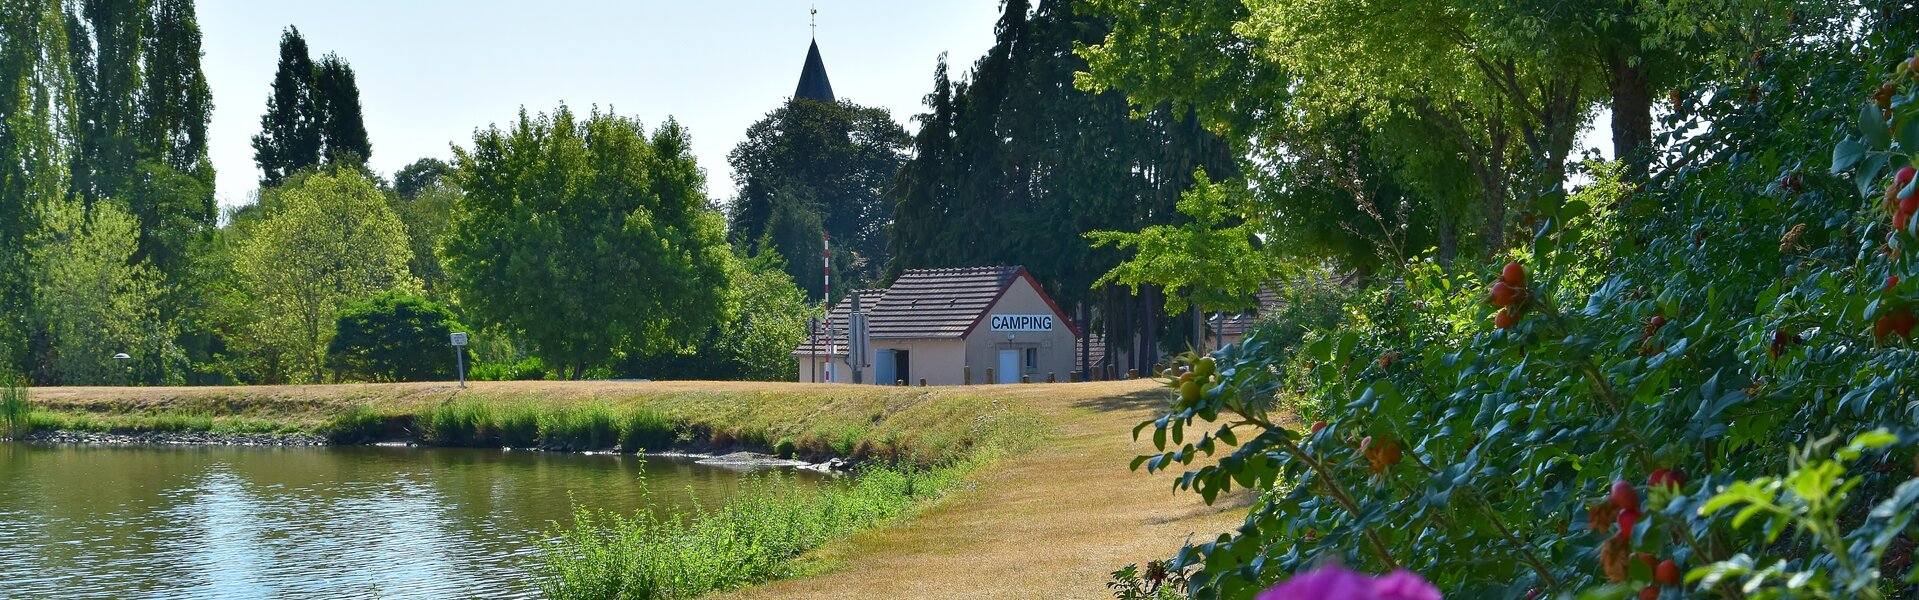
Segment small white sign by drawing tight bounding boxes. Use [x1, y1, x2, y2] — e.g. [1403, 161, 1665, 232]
[450, 332, 469, 346]
[990, 314, 1054, 332]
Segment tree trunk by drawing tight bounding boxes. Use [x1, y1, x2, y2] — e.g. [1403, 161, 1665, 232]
[1437, 219, 1459, 267]
[1606, 48, 1653, 179]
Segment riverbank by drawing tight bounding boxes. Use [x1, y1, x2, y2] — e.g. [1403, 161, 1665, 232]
[15, 380, 1245, 598]
[19, 381, 1050, 465]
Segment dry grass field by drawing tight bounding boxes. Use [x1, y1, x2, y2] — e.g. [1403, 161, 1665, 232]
[25, 379, 1248, 598]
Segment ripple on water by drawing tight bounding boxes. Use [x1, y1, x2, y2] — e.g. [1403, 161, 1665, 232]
[0, 443, 825, 599]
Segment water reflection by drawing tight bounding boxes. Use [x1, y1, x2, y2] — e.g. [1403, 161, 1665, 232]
[0, 443, 825, 599]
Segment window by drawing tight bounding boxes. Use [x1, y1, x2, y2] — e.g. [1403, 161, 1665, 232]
[1025, 347, 1037, 370]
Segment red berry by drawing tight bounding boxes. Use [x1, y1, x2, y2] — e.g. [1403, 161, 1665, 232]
[1904, 195, 1919, 215]
[1490, 281, 1518, 307]
[1617, 508, 1641, 541]
[1908, 56, 1919, 71]
[1897, 209, 1914, 230]
[1495, 308, 1519, 329]
[1889, 275, 1903, 293]
[1649, 315, 1666, 329]
[1637, 552, 1658, 570]
[1639, 585, 1660, 600]
[1878, 309, 1918, 341]
[1612, 479, 1640, 512]
[1310, 421, 1327, 435]
[1656, 559, 1681, 585]
[1649, 468, 1685, 490]
[1502, 261, 1527, 287]
[1898, 166, 1918, 194]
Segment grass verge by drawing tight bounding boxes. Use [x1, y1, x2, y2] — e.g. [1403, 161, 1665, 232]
[535, 464, 963, 600]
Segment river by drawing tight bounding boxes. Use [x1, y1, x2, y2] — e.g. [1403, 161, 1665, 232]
[0, 442, 826, 599]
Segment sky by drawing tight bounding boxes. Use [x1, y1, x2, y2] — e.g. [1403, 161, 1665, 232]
[197, 1, 1005, 210]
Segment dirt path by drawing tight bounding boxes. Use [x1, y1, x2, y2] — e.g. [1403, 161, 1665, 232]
[718, 380, 1247, 600]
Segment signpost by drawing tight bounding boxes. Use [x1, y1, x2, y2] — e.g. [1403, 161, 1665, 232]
[450, 332, 469, 388]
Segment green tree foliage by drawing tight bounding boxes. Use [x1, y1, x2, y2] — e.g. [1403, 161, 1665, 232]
[1117, 4, 1919, 598]
[393, 156, 450, 200]
[312, 53, 369, 165]
[0, 0, 71, 372]
[63, 0, 216, 284]
[251, 27, 368, 185]
[1087, 169, 1281, 318]
[886, 0, 1239, 366]
[726, 98, 907, 298]
[30, 199, 181, 385]
[325, 291, 467, 382]
[623, 244, 816, 381]
[446, 105, 732, 379]
[234, 169, 416, 383]
[390, 181, 459, 300]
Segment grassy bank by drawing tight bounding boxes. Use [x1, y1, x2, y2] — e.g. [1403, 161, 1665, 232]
[537, 464, 963, 600]
[17, 381, 1052, 465]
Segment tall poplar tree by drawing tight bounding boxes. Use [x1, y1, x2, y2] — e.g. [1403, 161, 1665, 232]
[313, 53, 369, 165]
[251, 26, 320, 187]
[0, 0, 73, 374]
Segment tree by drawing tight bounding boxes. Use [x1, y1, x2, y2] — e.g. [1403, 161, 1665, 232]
[393, 157, 450, 200]
[446, 105, 733, 379]
[234, 169, 417, 383]
[250, 26, 320, 188]
[726, 98, 907, 297]
[390, 182, 459, 300]
[1087, 169, 1283, 343]
[30, 199, 181, 385]
[715, 245, 813, 380]
[326, 291, 467, 382]
[0, 0, 71, 373]
[312, 53, 369, 165]
[885, 0, 1238, 367]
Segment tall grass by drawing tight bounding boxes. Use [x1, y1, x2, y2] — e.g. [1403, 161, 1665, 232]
[535, 466, 959, 600]
[317, 405, 386, 443]
[414, 399, 678, 451]
[1, 376, 28, 438]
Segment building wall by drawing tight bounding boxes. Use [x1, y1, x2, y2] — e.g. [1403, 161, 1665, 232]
[962, 278, 1080, 383]
[868, 339, 968, 385]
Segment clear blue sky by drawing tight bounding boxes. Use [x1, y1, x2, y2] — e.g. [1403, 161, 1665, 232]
[198, 1, 1004, 210]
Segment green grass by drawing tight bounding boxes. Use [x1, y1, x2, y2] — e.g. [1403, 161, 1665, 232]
[535, 464, 962, 600]
[1, 377, 28, 438]
[21, 409, 295, 435]
[408, 399, 680, 452]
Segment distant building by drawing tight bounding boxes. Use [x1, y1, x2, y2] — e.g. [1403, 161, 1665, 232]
[793, 266, 1082, 385]
[793, 38, 835, 103]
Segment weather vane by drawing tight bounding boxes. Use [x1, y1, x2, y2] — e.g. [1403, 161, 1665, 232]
[811, 4, 818, 38]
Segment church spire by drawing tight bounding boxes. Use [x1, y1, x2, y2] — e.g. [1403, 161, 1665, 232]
[794, 9, 835, 103]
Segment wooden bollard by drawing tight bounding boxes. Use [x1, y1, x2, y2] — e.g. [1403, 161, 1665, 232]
[896, 379, 905, 386]
[1126, 368, 1138, 379]
[985, 367, 995, 384]
[1047, 372, 1056, 383]
[963, 366, 972, 385]
[1021, 374, 1031, 384]
[918, 378, 927, 387]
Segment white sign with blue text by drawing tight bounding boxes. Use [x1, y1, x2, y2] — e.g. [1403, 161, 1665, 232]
[989, 314, 1054, 332]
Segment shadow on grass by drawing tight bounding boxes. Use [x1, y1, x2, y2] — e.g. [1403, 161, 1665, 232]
[1070, 387, 1169, 414]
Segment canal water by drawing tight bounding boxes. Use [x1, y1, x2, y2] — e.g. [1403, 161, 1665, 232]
[0, 442, 827, 599]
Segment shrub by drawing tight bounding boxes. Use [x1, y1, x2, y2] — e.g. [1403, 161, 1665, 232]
[1125, 44, 1919, 600]
[773, 437, 796, 459]
[417, 401, 494, 446]
[325, 292, 469, 382]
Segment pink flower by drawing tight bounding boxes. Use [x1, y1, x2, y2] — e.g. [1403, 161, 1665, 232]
[1256, 565, 1442, 600]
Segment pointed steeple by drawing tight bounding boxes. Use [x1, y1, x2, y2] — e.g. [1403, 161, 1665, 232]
[794, 39, 835, 103]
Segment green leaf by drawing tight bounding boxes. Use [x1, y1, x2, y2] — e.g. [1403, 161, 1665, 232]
[1899, 116, 1919, 152]
[1863, 102, 1892, 147]
[1832, 138, 1866, 174]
